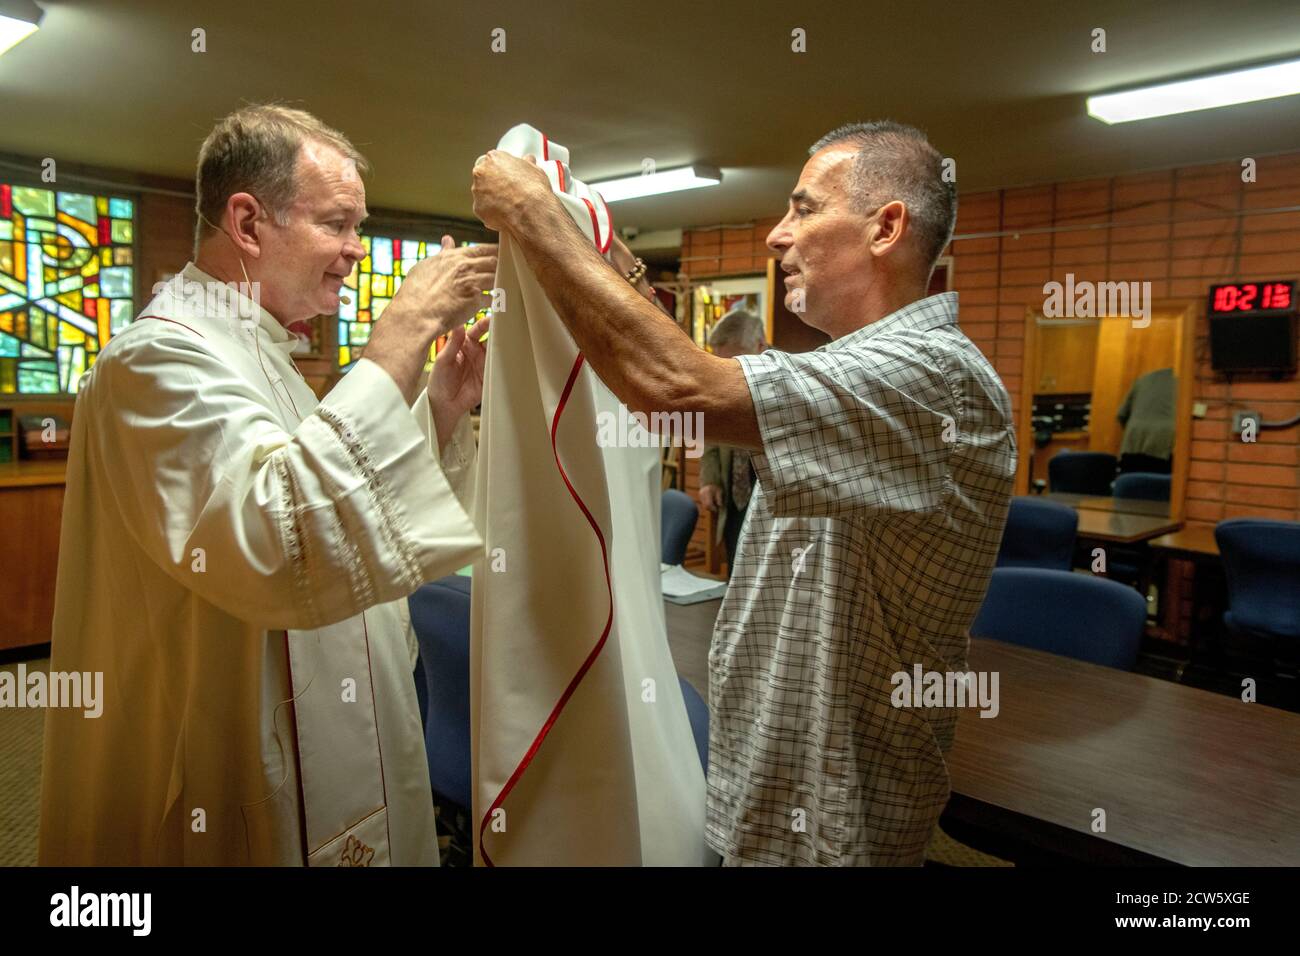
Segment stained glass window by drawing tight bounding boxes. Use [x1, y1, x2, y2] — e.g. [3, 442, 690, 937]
[337, 236, 489, 371]
[337, 234, 443, 371]
[0, 183, 135, 394]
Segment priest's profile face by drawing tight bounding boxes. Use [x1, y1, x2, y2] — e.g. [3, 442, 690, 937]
[256, 139, 369, 322]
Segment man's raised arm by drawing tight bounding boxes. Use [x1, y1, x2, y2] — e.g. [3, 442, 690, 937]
[471, 150, 762, 451]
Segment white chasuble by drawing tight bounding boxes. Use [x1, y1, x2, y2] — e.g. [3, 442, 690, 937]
[38, 264, 482, 866]
[471, 125, 707, 866]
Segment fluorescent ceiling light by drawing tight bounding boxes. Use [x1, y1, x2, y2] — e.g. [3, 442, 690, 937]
[0, 0, 42, 57]
[1088, 57, 1300, 124]
[592, 164, 722, 202]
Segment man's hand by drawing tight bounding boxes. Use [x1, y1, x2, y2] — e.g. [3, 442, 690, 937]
[428, 316, 490, 455]
[471, 151, 555, 234]
[470, 146, 764, 452]
[699, 484, 724, 513]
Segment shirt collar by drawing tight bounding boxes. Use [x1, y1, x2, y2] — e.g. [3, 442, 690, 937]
[823, 291, 959, 351]
[178, 262, 294, 346]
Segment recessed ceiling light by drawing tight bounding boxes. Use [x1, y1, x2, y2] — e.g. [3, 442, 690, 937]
[1087, 57, 1300, 124]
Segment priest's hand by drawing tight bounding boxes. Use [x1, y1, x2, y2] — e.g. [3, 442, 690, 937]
[365, 236, 496, 404]
[471, 151, 554, 233]
[394, 235, 499, 338]
[429, 316, 490, 455]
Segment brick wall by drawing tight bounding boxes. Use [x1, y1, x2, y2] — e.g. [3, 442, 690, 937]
[681, 152, 1300, 526]
[680, 220, 781, 278]
[951, 153, 1300, 526]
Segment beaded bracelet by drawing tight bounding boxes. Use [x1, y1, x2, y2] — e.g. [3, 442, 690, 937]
[623, 257, 647, 285]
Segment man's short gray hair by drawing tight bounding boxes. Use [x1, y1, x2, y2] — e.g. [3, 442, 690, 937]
[708, 309, 766, 351]
[194, 104, 369, 249]
[809, 120, 956, 278]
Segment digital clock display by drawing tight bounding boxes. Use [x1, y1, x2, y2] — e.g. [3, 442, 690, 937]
[1208, 281, 1295, 314]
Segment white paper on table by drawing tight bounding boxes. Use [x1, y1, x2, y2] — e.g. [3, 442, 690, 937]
[661, 564, 728, 603]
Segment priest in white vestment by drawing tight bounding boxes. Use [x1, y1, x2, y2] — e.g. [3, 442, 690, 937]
[39, 105, 496, 866]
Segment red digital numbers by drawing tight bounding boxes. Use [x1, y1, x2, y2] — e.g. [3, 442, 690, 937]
[1262, 283, 1291, 310]
[1212, 285, 1244, 311]
[1211, 282, 1294, 313]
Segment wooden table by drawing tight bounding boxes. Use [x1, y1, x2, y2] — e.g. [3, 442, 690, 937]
[664, 598, 719, 694]
[1148, 525, 1224, 651]
[662, 599, 1300, 866]
[1044, 491, 1171, 517]
[947, 638, 1300, 866]
[1034, 493, 1180, 544]
[1072, 508, 1181, 544]
[1149, 525, 1220, 558]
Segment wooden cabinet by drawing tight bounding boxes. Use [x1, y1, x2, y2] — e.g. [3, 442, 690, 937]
[0, 463, 66, 651]
[1036, 321, 1099, 394]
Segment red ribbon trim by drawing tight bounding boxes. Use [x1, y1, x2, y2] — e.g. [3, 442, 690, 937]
[580, 198, 612, 255]
[476, 139, 619, 866]
[477, 351, 615, 867]
[600, 195, 613, 252]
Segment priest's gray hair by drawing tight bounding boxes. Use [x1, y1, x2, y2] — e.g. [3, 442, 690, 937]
[809, 120, 956, 279]
[708, 309, 766, 351]
[194, 104, 370, 249]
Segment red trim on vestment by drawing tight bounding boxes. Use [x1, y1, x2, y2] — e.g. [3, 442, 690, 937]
[477, 353, 615, 867]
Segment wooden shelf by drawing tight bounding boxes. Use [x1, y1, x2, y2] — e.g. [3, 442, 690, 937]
[0, 459, 68, 488]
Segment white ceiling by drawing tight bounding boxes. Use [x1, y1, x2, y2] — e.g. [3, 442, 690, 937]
[3, 0, 1300, 233]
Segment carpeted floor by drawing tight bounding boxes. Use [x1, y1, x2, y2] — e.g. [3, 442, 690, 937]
[0, 657, 47, 867]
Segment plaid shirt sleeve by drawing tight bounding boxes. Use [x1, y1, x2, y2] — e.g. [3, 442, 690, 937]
[735, 333, 957, 520]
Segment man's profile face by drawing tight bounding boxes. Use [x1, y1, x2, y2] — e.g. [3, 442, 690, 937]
[256, 141, 368, 323]
[765, 146, 877, 334]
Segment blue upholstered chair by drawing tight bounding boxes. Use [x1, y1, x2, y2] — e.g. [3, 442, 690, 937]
[996, 497, 1078, 570]
[1106, 472, 1172, 586]
[1048, 451, 1117, 496]
[409, 573, 713, 809]
[971, 567, 1146, 670]
[1113, 472, 1172, 502]
[1215, 519, 1300, 651]
[661, 489, 699, 565]
[408, 574, 473, 809]
[678, 676, 709, 773]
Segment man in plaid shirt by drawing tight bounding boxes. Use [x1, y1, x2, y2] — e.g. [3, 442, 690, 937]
[472, 120, 1017, 865]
